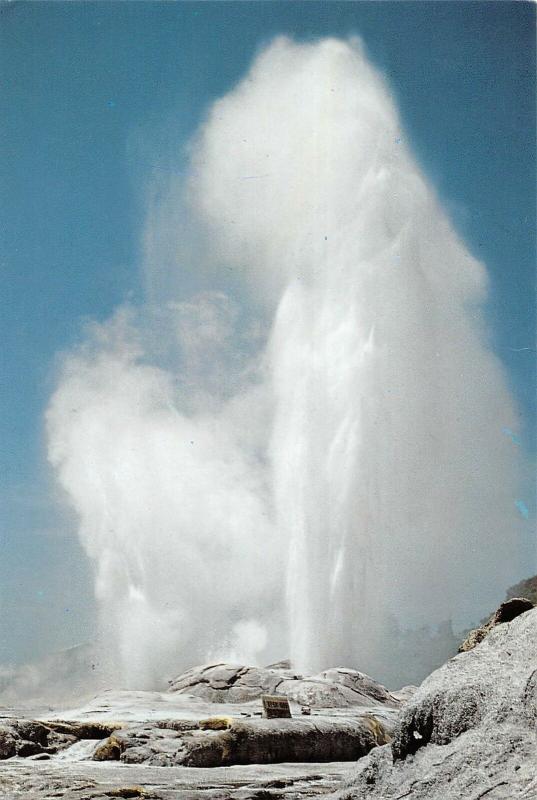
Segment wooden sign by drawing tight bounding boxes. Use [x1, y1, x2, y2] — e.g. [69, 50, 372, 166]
[261, 694, 292, 719]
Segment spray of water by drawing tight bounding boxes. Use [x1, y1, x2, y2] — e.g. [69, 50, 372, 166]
[47, 306, 282, 687]
[47, 37, 524, 687]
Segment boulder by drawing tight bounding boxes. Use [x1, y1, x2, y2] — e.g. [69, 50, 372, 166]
[93, 734, 123, 762]
[0, 717, 120, 761]
[0, 719, 53, 759]
[332, 606, 537, 799]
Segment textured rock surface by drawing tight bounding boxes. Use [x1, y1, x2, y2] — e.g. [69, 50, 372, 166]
[0, 661, 406, 797]
[332, 607, 537, 799]
[168, 663, 399, 709]
[459, 596, 534, 652]
[93, 716, 389, 768]
[0, 758, 352, 799]
[0, 718, 75, 759]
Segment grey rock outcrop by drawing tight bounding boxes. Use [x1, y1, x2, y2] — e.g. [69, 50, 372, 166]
[333, 606, 537, 799]
[168, 662, 290, 703]
[85, 661, 404, 769]
[0, 717, 127, 762]
[168, 662, 399, 709]
[94, 715, 390, 767]
[0, 719, 72, 759]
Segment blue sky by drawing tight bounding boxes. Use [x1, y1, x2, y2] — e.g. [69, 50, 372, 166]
[1, 1, 535, 664]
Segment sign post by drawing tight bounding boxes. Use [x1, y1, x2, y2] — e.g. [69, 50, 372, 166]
[261, 694, 292, 719]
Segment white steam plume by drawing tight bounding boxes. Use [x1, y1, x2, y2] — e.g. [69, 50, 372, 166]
[47, 309, 279, 687]
[47, 36, 525, 686]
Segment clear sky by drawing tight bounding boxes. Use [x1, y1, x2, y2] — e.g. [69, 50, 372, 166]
[1, 1, 535, 664]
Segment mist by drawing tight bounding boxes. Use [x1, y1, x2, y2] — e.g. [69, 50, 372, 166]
[46, 37, 525, 688]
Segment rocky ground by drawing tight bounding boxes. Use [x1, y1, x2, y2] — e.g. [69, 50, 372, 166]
[1, 600, 535, 799]
[332, 605, 537, 800]
[0, 758, 352, 799]
[0, 663, 402, 799]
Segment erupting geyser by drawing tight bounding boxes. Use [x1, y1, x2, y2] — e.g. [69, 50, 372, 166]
[47, 37, 524, 687]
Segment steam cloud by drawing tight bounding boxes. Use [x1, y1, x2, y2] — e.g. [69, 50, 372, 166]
[47, 37, 524, 687]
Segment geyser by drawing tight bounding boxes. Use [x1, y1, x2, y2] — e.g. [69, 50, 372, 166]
[47, 37, 524, 687]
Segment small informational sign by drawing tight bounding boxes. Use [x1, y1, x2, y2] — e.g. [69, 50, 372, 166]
[261, 694, 292, 719]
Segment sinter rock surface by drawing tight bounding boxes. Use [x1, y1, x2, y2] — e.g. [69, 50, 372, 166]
[168, 663, 400, 709]
[331, 606, 537, 800]
[3, 605, 535, 800]
[0, 758, 352, 799]
[94, 716, 389, 768]
[86, 662, 401, 769]
[0, 662, 404, 798]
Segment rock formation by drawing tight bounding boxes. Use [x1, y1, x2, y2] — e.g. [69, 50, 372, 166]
[87, 662, 401, 768]
[333, 606, 537, 799]
[1, 602, 535, 798]
[168, 662, 400, 709]
[94, 716, 390, 768]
